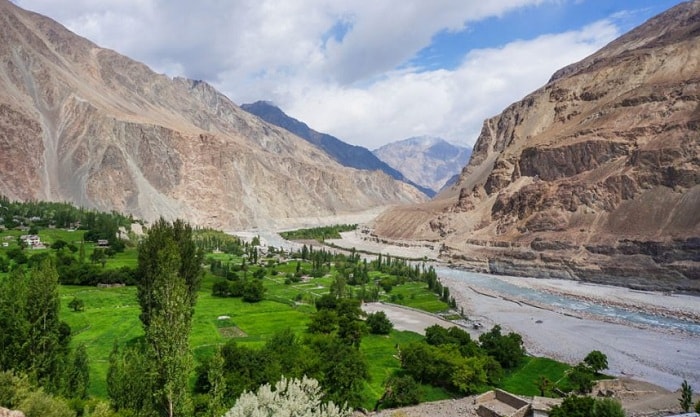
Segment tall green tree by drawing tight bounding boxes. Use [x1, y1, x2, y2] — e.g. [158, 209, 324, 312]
[107, 341, 155, 415]
[64, 344, 90, 399]
[147, 239, 193, 417]
[136, 218, 202, 328]
[135, 218, 202, 417]
[0, 268, 30, 371]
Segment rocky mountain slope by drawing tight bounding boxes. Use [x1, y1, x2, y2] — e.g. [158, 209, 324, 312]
[0, 0, 425, 230]
[372, 0, 700, 292]
[241, 101, 434, 197]
[373, 136, 471, 193]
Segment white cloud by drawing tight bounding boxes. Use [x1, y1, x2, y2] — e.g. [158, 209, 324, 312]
[14, 0, 619, 148]
[284, 20, 620, 149]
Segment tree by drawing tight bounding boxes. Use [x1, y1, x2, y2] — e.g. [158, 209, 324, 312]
[64, 344, 89, 399]
[549, 395, 595, 417]
[206, 346, 226, 417]
[242, 279, 265, 302]
[569, 363, 595, 394]
[680, 379, 693, 413]
[136, 218, 202, 328]
[307, 334, 369, 408]
[380, 375, 421, 409]
[584, 350, 608, 374]
[24, 258, 71, 389]
[107, 341, 155, 415]
[135, 218, 203, 417]
[223, 376, 350, 417]
[145, 239, 193, 417]
[366, 311, 393, 335]
[0, 268, 30, 372]
[478, 325, 525, 369]
[452, 356, 488, 394]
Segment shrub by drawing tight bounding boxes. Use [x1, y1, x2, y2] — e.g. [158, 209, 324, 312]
[366, 311, 393, 335]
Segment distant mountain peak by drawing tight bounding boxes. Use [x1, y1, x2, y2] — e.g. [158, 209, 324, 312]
[373, 137, 471, 193]
[241, 101, 435, 197]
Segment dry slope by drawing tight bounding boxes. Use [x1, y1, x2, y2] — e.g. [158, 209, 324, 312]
[373, 0, 700, 292]
[0, 0, 425, 230]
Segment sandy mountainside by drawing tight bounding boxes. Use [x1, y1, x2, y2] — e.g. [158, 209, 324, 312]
[373, 0, 700, 292]
[373, 136, 472, 194]
[0, 1, 425, 230]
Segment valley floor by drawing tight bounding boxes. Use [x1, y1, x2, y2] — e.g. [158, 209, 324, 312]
[323, 230, 700, 393]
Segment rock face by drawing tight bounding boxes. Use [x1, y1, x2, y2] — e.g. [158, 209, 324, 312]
[373, 136, 472, 194]
[0, 1, 425, 230]
[372, 1, 700, 292]
[240, 101, 434, 196]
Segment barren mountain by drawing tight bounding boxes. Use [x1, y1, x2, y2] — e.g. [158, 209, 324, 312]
[372, 0, 700, 292]
[373, 136, 471, 194]
[241, 101, 434, 196]
[0, 0, 425, 230]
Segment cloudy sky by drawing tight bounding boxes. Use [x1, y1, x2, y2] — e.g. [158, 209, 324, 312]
[14, 0, 685, 149]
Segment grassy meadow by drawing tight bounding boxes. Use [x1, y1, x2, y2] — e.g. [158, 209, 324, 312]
[1, 225, 573, 409]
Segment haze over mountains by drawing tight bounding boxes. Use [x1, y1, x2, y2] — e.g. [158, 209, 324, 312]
[0, 0, 425, 230]
[373, 0, 700, 291]
[373, 136, 471, 194]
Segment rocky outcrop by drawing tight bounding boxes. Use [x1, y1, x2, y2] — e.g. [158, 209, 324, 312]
[372, 0, 700, 292]
[0, 1, 425, 230]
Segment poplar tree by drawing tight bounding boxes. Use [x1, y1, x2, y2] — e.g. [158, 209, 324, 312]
[134, 218, 202, 417]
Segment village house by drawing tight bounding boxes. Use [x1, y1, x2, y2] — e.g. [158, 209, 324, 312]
[20, 234, 42, 248]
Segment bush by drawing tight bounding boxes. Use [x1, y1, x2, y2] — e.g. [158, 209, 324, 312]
[223, 376, 350, 417]
[68, 297, 85, 312]
[382, 375, 421, 408]
[366, 311, 393, 335]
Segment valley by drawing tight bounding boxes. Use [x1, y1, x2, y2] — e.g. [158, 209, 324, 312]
[274, 228, 700, 392]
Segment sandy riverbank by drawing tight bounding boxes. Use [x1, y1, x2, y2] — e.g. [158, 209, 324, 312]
[439, 273, 700, 391]
[328, 230, 700, 391]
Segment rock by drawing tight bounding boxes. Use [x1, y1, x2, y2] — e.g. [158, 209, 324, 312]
[372, 1, 700, 292]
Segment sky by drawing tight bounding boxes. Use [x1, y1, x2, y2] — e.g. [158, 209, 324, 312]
[14, 0, 687, 149]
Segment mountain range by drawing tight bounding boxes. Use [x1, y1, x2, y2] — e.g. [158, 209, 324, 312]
[372, 0, 700, 292]
[373, 136, 471, 193]
[0, 0, 425, 230]
[240, 101, 435, 197]
[1, 0, 698, 291]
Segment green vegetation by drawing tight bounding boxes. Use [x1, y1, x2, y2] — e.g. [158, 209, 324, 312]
[680, 380, 693, 413]
[280, 224, 357, 241]
[500, 357, 571, 396]
[549, 395, 624, 417]
[0, 201, 596, 416]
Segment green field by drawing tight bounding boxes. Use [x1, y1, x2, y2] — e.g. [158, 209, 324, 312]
[2, 225, 576, 410]
[501, 356, 572, 396]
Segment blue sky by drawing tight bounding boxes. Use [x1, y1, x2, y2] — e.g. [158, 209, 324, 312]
[14, 0, 687, 148]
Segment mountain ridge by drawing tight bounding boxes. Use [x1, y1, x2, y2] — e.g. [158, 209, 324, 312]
[241, 101, 435, 197]
[0, 0, 426, 230]
[373, 136, 471, 193]
[371, 0, 700, 292]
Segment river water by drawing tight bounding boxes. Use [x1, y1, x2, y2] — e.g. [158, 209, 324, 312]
[435, 266, 700, 335]
[241, 231, 700, 335]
